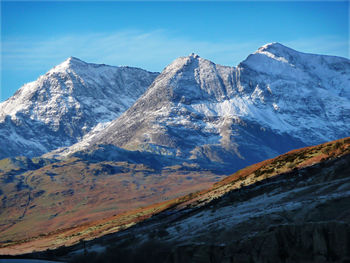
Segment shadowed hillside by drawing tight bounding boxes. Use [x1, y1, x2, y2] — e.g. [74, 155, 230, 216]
[1, 137, 349, 262]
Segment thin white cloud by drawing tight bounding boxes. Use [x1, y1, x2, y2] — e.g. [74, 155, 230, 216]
[2, 30, 349, 73]
[1, 29, 349, 101]
[2, 30, 258, 72]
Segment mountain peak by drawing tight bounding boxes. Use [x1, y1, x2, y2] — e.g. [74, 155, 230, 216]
[239, 42, 299, 70]
[66, 56, 85, 64]
[254, 42, 297, 57]
[49, 56, 87, 74]
[257, 42, 285, 51]
[162, 53, 203, 75]
[188, 52, 200, 59]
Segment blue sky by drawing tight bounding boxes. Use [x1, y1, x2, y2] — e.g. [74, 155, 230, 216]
[1, 1, 349, 101]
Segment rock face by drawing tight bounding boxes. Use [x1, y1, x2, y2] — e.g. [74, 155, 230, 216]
[0, 57, 158, 159]
[62, 139, 350, 263]
[154, 153, 350, 261]
[67, 43, 350, 173]
[166, 222, 350, 263]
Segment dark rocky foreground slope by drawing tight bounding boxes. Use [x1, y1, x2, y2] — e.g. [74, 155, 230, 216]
[72, 153, 350, 263]
[5, 137, 349, 262]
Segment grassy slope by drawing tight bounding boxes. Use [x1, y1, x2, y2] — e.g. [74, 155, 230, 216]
[0, 157, 219, 248]
[179, 136, 350, 208]
[0, 137, 349, 255]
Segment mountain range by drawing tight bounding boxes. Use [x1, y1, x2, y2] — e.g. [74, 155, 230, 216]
[0, 43, 350, 260]
[70, 42, 350, 173]
[2, 42, 349, 174]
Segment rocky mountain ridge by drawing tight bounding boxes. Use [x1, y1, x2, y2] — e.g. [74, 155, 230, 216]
[55, 43, 350, 173]
[0, 57, 158, 158]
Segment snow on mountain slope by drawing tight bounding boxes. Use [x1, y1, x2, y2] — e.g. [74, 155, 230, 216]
[237, 42, 350, 142]
[0, 57, 159, 159]
[61, 43, 350, 172]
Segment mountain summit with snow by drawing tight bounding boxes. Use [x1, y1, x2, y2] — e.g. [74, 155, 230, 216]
[0, 57, 158, 158]
[1, 43, 350, 172]
[54, 43, 350, 172]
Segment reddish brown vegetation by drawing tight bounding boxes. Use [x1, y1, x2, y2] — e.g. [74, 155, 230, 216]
[0, 137, 349, 255]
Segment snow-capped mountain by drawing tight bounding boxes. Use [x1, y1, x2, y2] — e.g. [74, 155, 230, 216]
[62, 43, 350, 172]
[0, 57, 159, 159]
